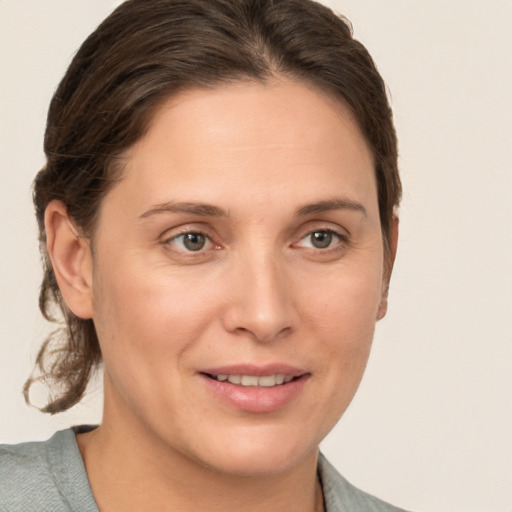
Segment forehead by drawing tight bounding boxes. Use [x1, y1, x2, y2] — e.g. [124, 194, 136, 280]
[103, 79, 377, 219]
[140, 79, 371, 162]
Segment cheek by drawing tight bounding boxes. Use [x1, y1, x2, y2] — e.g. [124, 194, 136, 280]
[309, 284, 378, 437]
[90, 266, 204, 416]
[91, 258, 222, 366]
[299, 259, 382, 402]
[302, 257, 384, 332]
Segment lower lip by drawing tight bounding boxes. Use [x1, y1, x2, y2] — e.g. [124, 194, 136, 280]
[200, 374, 309, 413]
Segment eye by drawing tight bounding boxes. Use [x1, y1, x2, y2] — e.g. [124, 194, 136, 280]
[167, 232, 212, 252]
[297, 229, 344, 250]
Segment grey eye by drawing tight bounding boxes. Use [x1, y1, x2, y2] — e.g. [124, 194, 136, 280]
[182, 232, 207, 251]
[310, 231, 333, 249]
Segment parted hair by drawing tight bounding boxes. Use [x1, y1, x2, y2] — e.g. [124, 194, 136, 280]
[27, 0, 401, 413]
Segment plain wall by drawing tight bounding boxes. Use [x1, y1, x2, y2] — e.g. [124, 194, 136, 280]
[1, 1, 511, 511]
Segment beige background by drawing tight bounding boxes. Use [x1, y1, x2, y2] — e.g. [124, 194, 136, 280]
[1, 1, 511, 511]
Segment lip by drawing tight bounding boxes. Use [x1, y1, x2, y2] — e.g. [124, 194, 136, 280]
[200, 363, 306, 378]
[198, 363, 310, 413]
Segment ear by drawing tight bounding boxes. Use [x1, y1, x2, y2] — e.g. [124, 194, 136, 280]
[377, 215, 399, 321]
[45, 200, 94, 319]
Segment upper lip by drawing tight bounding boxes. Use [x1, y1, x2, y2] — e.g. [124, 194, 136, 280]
[199, 363, 307, 377]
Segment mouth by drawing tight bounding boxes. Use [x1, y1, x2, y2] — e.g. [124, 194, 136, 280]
[202, 373, 297, 387]
[198, 366, 309, 413]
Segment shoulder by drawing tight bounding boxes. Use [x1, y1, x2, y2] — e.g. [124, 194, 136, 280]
[0, 433, 65, 512]
[318, 453, 411, 512]
[0, 428, 98, 512]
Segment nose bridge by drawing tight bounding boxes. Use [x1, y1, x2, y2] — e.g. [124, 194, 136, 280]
[223, 243, 294, 342]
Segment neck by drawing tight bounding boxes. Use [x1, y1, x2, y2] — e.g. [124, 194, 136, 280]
[77, 390, 324, 512]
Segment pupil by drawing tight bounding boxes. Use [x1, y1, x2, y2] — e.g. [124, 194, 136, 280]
[183, 233, 206, 251]
[311, 231, 332, 249]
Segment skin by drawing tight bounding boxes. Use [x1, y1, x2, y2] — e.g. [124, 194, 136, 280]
[46, 78, 397, 512]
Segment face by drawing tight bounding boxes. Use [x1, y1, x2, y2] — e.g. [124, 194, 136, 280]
[89, 79, 388, 476]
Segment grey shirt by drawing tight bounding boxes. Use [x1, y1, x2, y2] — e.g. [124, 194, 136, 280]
[0, 427, 409, 512]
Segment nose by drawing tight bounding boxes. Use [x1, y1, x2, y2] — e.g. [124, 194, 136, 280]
[222, 250, 295, 343]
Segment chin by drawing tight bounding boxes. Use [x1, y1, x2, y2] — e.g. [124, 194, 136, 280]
[185, 424, 320, 477]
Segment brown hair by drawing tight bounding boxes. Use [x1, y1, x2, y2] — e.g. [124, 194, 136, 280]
[26, 0, 401, 413]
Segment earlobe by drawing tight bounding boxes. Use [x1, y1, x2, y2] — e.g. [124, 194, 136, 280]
[45, 200, 94, 319]
[377, 215, 399, 321]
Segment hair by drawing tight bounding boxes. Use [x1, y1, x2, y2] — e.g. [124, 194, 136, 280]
[26, 0, 401, 414]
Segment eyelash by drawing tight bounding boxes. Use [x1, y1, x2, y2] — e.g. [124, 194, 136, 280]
[163, 227, 347, 255]
[164, 229, 217, 253]
[295, 228, 347, 251]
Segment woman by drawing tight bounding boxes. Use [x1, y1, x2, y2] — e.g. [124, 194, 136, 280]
[0, 0, 404, 510]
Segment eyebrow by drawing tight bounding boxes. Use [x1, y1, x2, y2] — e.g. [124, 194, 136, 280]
[139, 197, 367, 220]
[296, 197, 367, 218]
[139, 201, 229, 219]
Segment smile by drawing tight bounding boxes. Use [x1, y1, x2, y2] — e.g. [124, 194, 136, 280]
[206, 374, 295, 387]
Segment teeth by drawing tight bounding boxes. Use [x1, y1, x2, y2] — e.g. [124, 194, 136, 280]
[258, 375, 277, 387]
[241, 375, 259, 386]
[214, 374, 293, 387]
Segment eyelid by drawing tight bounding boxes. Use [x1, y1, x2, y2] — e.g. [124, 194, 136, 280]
[161, 225, 221, 253]
[159, 222, 349, 255]
[161, 221, 213, 240]
[169, 232, 211, 250]
[293, 226, 349, 251]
